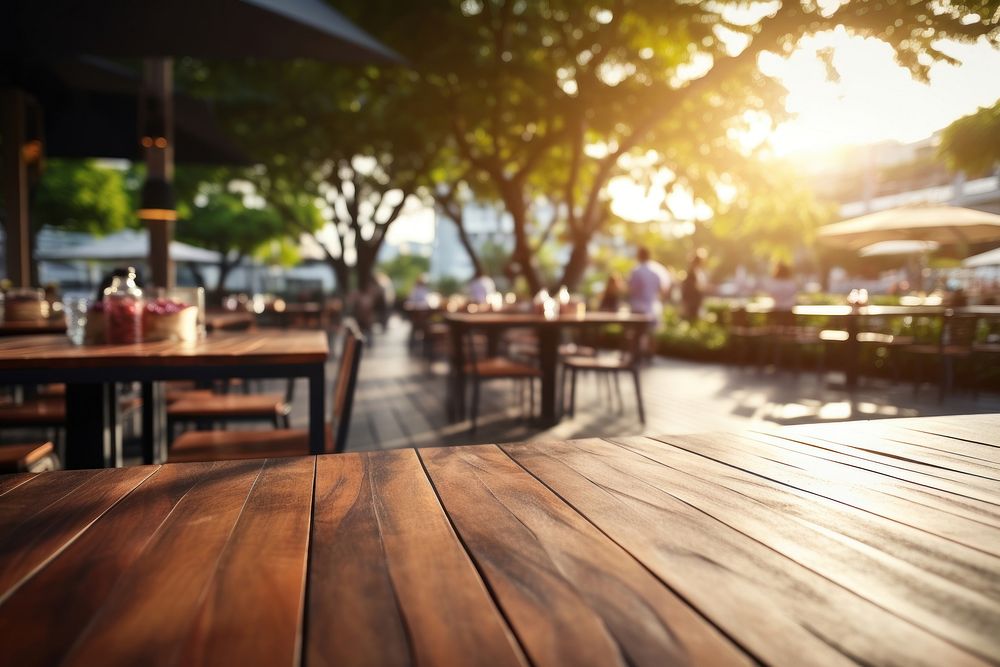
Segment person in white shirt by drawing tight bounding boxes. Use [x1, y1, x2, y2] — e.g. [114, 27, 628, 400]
[406, 276, 432, 309]
[467, 271, 497, 304]
[628, 246, 671, 359]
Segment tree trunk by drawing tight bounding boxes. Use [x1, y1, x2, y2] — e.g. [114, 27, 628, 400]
[451, 216, 484, 277]
[328, 257, 351, 295]
[500, 182, 541, 294]
[559, 234, 591, 292]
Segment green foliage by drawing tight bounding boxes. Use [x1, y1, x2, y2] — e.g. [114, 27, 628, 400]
[31, 159, 133, 234]
[940, 98, 1000, 176]
[379, 252, 430, 298]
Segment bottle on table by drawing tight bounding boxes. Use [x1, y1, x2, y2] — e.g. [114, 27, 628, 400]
[103, 267, 144, 344]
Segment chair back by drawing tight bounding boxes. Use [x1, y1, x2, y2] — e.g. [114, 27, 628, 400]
[330, 322, 365, 453]
[943, 315, 978, 349]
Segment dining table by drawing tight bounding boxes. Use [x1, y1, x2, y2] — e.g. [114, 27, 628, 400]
[0, 331, 328, 469]
[445, 311, 654, 422]
[0, 318, 66, 337]
[738, 303, 1000, 388]
[0, 413, 997, 666]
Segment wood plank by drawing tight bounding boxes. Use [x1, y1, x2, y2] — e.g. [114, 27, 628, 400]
[648, 431, 1000, 557]
[604, 436, 1000, 663]
[308, 449, 526, 667]
[505, 439, 989, 667]
[0, 469, 100, 536]
[0, 466, 156, 601]
[0, 471, 35, 496]
[307, 452, 409, 667]
[901, 416, 1000, 448]
[743, 430, 1000, 506]
[178, 456, 315, 667]
[59, 459, 265, 667]
[783, 421, 1000, 474]
[613, 435, 1000, 603]
[420, 444, 752, 667]
[0, 462, 213, 665]
[675, 430, 1000, 531]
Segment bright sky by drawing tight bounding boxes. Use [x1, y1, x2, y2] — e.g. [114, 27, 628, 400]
[764, 31, 1000, 156]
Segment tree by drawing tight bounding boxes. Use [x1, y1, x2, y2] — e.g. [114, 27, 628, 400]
[361, 0, 999, 291]
[940, 98, 1000, 176]
[379, 252, 430, 298]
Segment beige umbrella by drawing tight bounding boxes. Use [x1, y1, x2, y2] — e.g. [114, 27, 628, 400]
[819, 203, 1000, 251]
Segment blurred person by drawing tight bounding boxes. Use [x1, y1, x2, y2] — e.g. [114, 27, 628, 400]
[768, 262, 798, 311]
[373, 271, 395, 330]
[598, 273, 625, 312]
[680, 249, 707, 321]
[628, 246, 671, 360]
[467, 269, 497, 304]
[406, 275, 432, 309]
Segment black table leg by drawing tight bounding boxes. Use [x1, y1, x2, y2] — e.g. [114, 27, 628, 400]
[308, 364, 326, 454]
[141, 381, 167, 464]
[65, 382, 121, 469]
[449, 323, 466, 422]
[538, 326, 560, 422]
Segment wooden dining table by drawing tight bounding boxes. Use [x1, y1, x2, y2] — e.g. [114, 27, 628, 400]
[445, 311, 654, 422]
[0, 331, 328, 469]
[1, 413, 996, 666]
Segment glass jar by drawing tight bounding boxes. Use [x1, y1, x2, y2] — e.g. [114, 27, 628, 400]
[103, 267, 144, 344]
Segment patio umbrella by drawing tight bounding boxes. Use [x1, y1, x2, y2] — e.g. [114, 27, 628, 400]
[818, 203, 1000, 251]
[857, 240, 941, 257]
[39, 230, 222, 264]
[963, 246, 1000, 268]
[5, 57, 249, 165]
[2, 0, 402, 287]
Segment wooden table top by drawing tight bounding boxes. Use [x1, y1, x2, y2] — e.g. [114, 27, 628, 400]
[1, 414, 998, 666]
[0, 318, 66, 336]
[0, 330, 329, 370]
[445, 311, 654, 326]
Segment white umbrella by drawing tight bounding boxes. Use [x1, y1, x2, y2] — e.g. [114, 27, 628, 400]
[963, 247, 1000, 268]
[858, 240, 940, 257]
[38, 229, 221, 264]
[819, 203, 1000, 250]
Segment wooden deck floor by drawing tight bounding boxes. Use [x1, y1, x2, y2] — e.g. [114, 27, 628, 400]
[288, 317, 1000, 452]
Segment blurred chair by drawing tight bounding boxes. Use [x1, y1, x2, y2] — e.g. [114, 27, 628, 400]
[167, 379, 294, 439]
[0, 441, 59, 473]
[727, 307, 768, 369]
[457, 328, 541, 432]
[562, 327, 645, 423]
[167, 324, 364, 462]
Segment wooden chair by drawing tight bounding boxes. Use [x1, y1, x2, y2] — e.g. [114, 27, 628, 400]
[727, 308, 768, 369]
[562, 327, 645, 423]
[167, 324, 364, 463]
[906, 314, 977, 401]
[459, 328, 541, 432]
[0, 441, 59, 473]
[167, 378, 294, 439]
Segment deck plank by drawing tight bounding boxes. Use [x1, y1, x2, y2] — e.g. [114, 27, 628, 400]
[505, 438, 989, 667]
[0, 462, 212, 665]
[0, 466, 156, 602]
[178, 457, 315, 667]
[308, 449, 526, 667]
[59, 459, 265, 667]
[420, 444, 752, 667]
[605, 436, 1000, 663]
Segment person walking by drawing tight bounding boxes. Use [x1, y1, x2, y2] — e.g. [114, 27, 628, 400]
[628, 246, 671, 360]
[681, 249, 707, 321]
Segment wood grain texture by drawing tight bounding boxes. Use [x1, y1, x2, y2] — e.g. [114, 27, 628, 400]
[0, 462, 211, 665]
[0, 331, 328, 370]
[609, 435, 1000, 664]
[656, 431, 1000, 556]
[504, 438, 991, 667]
[59, 459, 266, 667]
[0, 471, 35, 496]
[0, 466, 156, 601]
[179, 457, 315, 667]
[308, 449, 527, 667]
[420, 444, 751, 667]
